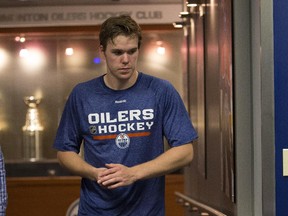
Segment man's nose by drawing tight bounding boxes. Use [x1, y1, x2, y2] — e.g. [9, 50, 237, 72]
[121, 53, 129, 63]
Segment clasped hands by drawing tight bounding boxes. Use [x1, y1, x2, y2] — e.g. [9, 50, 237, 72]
[97, 164, 137, 189]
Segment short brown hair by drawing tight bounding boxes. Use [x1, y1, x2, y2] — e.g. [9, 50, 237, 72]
[99, 15, 142, 51]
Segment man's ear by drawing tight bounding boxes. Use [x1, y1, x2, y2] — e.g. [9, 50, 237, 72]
[99, 45, 104, 53]
[99, 45, 105, 59]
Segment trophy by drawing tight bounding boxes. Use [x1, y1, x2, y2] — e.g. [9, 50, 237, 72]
[22, 96, 44, 161]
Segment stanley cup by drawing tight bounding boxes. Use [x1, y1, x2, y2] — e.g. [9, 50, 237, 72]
[22, 96, 44, 161]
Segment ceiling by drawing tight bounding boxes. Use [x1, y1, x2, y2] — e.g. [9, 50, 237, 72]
[0, 0, 182, 7]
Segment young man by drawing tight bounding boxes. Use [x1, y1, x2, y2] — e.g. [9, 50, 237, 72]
[0, 146, 7, 215]
[54, 15, 198, 216]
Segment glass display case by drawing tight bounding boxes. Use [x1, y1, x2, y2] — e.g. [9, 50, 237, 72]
[0, 27, 185, 176]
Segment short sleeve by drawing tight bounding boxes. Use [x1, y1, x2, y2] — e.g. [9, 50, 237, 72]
[53, 88, 83, 153]
[162, 83, 198, 147]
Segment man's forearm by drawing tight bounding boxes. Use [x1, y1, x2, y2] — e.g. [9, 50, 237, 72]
[96, 142, 195, 189]
[132, 142, 195, 181]
[57, 151, 102, 181]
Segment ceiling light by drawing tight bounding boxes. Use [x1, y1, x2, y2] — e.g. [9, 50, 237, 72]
[173, 21, 189, 29]
[19, 48, 29, 58]
[179, 11, 191, 18]
[65, 47, 74, 56]
[187, 0, 201, 7]
[15, 36, 26, 43]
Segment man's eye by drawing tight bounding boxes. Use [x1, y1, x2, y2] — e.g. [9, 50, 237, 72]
[113, 51, 123, 56]
[127, 49, 137, 55]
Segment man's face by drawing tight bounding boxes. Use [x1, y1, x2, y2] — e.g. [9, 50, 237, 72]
[101, 35, 139, 82]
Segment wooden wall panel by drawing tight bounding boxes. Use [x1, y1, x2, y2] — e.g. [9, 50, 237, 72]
[6, 174, 184, 216]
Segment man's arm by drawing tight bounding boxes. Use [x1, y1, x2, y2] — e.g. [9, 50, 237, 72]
[133, 142, 194, 179]
[57, 151, 106, 181]
[97, 141, 195, 189]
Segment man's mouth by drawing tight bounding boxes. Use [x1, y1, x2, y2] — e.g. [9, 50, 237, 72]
[119, 68, 131, 72]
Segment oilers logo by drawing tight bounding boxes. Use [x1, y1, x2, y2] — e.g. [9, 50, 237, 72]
[115, 133, 130, 149]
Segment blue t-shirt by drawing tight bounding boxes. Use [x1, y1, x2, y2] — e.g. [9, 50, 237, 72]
[54, 72, 198, 216]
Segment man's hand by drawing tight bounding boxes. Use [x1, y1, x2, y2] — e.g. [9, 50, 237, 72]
[96, 143, 195, 189]
[97, 164, 137, 189]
